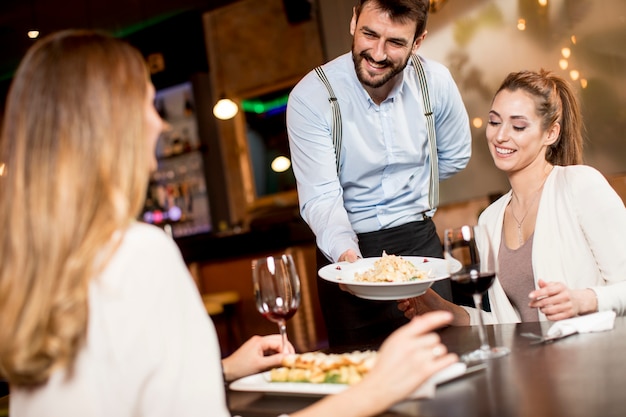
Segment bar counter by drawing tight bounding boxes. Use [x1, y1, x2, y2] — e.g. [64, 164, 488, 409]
[228, 317, 626, 417]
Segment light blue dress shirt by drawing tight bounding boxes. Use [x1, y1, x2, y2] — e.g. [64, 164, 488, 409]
[287, 53, 471, 262]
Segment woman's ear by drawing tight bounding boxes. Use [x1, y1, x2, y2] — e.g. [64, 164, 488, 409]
[545, 122, 561, 146]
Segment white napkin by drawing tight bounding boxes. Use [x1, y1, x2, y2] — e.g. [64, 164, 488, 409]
[408, 361, 467, 399]
[546, 310, 616, 338]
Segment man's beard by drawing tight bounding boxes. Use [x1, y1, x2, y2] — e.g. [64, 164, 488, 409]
[352, 49, 410, 89]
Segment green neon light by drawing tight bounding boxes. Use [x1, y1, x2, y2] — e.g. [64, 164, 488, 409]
[241, 94, 289, 114]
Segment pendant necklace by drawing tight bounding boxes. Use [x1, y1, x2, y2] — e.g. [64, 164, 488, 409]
[510, 187, 542, 246]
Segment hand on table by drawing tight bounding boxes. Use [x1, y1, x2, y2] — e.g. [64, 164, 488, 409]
[529, 279, 598, 321]
[221, 334, 294, 382]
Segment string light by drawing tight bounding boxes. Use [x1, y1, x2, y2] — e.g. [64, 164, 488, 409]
[472, 118, 483, 129]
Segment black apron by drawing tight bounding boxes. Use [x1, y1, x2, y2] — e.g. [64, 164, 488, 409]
[316, 219, 453, 348]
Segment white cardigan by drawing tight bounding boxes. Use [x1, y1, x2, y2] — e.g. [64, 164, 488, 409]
[464, 165, 626, 325]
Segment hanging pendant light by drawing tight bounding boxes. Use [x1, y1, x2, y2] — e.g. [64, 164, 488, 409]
[213, 98, 239, 120]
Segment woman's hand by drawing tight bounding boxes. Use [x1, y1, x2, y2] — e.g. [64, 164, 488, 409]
[292, 311, 459, 417]
[344, 311, 458, 414]
[529, 279, 598, 320]
[221, 335, 295, 382]
[397, 289, 470, 326]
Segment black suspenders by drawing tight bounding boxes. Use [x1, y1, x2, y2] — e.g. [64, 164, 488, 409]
[314, 54, 439, 209]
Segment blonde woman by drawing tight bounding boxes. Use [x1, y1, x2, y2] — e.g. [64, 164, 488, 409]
[0, 30, 456, 417]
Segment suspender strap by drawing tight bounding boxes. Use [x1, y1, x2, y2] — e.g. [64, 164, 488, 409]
[315, 55, 438, 209]
[411, 54, 439, 209]
[314, 66, 343, 173]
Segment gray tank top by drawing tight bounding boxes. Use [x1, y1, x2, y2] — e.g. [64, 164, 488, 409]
[498, 232, 539, 322]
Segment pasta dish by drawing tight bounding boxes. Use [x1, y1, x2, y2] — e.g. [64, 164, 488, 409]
[354, 252, 429, 283]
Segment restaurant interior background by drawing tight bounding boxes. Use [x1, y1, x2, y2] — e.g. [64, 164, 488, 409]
[0, 0, 624, 354]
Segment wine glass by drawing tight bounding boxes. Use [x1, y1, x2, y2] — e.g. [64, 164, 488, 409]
[444, 224, 510, 363]
[252, 254, 301, 354]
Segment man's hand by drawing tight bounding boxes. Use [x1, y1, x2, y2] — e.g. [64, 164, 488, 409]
[338, 249, 360, 263]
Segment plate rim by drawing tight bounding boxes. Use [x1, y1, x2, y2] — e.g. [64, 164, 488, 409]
[317, 256, 454, 287]
[229, 371, 345, 396]
[229, 362, 481, 397]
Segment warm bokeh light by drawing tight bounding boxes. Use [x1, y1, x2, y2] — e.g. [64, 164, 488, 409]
[571, 35, 577, 45]
[212, 98, 238, 120]
[561, 47, 571, 58]
[517, 19, 526, 31]
[559, 59, 568, 70]
[271, 156, 291, 173]
[538, 0, 548, 6]
[0, 162, 5, 176]
[569, 70, 580, 81]
[580, 79, 588, 89]
[472, 117, 483, 129]
[27, 30, 39, 39]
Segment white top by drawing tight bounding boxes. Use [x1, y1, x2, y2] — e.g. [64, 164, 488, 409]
[10, 222, 231, 417]
[465, 165, 626, 324]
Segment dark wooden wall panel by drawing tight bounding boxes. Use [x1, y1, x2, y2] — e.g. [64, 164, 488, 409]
[204, 0, 324, 97]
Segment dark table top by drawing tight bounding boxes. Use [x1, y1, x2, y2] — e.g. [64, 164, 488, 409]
[227, 316, 626, 417]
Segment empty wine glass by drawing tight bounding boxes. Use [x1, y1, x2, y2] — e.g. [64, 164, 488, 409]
[252, 254, 301, 354]
[444, 224, 510, 363]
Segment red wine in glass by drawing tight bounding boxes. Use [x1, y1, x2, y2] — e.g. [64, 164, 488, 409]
[261, 308, 298, 323]
[444, 225, 509, 363]
[452, 271, 496, 295]
[252, 254, 301, 353]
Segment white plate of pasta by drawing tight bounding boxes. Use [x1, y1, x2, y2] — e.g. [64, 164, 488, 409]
[318, 254, 461, 300]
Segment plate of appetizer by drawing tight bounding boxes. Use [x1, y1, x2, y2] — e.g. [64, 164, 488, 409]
[229, 350, 484, 397]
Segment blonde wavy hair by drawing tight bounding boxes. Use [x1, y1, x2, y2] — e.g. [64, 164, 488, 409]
[0, 30, 153, 386]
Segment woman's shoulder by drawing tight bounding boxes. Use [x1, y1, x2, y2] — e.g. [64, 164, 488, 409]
[553, 164, 603, 179]
[549, 165, 625, 210]
[125, 221, 169, 238]
[114, 222, 184, 268]
[124, 222, 175, 248]
[552, 165, 612, 192]
[97, 222, 189, 294]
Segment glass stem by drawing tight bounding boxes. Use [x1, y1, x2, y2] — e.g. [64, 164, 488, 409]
[278, 319, 289, 353]
[473, 293, 491, 351]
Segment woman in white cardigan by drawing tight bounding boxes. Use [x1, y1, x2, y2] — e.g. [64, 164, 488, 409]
[401, 69, 626, 325]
